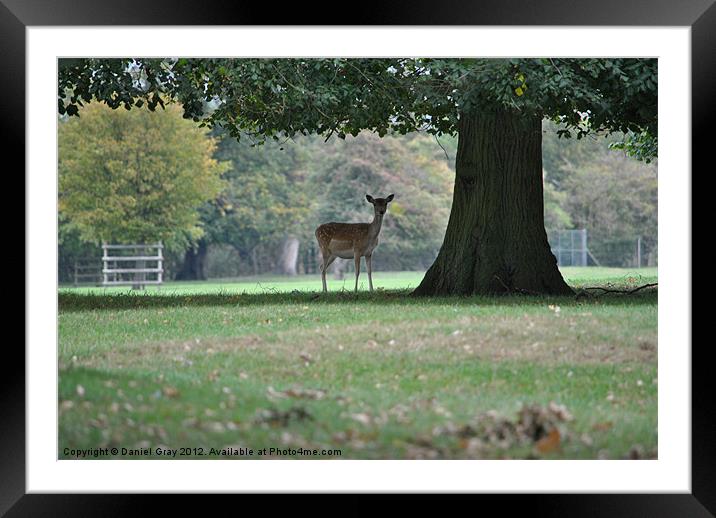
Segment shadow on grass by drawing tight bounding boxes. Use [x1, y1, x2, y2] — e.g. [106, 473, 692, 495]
[59, 285, 658, 312]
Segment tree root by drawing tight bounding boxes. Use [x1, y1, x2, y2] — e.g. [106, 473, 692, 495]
[493, 275, 542, 296]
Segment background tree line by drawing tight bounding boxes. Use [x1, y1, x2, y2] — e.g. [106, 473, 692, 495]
[58, 104, 656, 283]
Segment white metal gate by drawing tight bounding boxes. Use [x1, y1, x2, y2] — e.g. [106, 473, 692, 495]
[102, 242, 163, 288]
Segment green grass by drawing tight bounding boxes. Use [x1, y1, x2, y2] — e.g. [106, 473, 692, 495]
[59, 267, 657, 295]
[58, 268, 657, 460]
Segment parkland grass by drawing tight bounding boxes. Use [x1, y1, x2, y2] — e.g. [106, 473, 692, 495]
[59, 267, 657, 460]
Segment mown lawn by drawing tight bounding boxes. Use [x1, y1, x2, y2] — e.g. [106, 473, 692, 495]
[59, 267, 657, 295]
[58, 268, 657, 460]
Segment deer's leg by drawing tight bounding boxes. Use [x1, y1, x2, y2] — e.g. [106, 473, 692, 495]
[353, 250, 361, 293]
[319, 249, 329, 292]
[320, 252, 336, 293]
[321, 259, 327, 293]
[366, 254, 374, 292]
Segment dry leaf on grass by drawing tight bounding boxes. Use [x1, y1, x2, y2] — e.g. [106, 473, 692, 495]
[266, 386, 327, 400]
[431, 401, 574, 456]
[350, 413, 373, 425]
[592, 421, 613, 432]
[535, 428, 561, 453]
[254, 407, 313, 427]
[162, 386, 180, 398]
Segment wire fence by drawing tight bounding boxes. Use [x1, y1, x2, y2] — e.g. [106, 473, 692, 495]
[548, 229, 589, 267]
[547, 229, 656, 268]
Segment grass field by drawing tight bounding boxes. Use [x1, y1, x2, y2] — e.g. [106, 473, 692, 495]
[60, 267, 656, 295]
[58, 267, 657, 460]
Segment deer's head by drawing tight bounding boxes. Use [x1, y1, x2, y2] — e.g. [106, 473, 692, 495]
[366, 194, 394, 216]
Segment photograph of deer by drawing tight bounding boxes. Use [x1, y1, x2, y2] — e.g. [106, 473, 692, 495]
[55, 56, 661, 464]
[315, 194, 394, 293]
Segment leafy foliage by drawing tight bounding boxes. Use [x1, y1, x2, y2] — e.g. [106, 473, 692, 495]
[59, 102, 228, 246]
[59, 58, 658, 160]
[543, 179, 573, 230]
[203, 130, 312, 262]
[542, 120, 658, 266]
[608, 130, 658, 163]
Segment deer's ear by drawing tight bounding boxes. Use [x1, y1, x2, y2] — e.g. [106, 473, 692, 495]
[386, 194, 395, 202]
[366, 194, 375, 204]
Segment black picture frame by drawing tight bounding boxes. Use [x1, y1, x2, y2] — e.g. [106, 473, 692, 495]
[7, 0, 708, 513]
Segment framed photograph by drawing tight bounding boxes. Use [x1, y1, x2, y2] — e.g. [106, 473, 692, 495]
[8, 0, 709, 513]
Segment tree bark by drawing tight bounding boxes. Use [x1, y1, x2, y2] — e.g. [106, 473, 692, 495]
[251, 247, 259, 276]
[175, 240, 208, 281]
[278, 236, 300, 276]
[414, 108, 573, 296]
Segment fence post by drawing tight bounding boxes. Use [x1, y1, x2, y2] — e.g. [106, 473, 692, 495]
[556, 231, 562, 267]
[132, 244, 144, 290]
[157, 242, 163, 286]
[102, 242, 108, 286]
[637, 236, 642, 268]
[581, 229, 587, 267]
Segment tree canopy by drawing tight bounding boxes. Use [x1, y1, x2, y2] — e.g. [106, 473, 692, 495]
[206, 129, 312, 259]
[59, 58, 657, 161]
[59, 102, 228, 245]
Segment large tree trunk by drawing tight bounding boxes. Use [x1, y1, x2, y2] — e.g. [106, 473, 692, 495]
[278, 236, 300, 276]
[414, 108, 572, 296]
[175, 240, 208, 281]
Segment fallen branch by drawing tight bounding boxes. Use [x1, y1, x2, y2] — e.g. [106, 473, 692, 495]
[581, 283, 657, 295]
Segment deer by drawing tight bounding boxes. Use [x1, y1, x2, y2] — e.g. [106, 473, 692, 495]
[315, 194, 395, 293]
